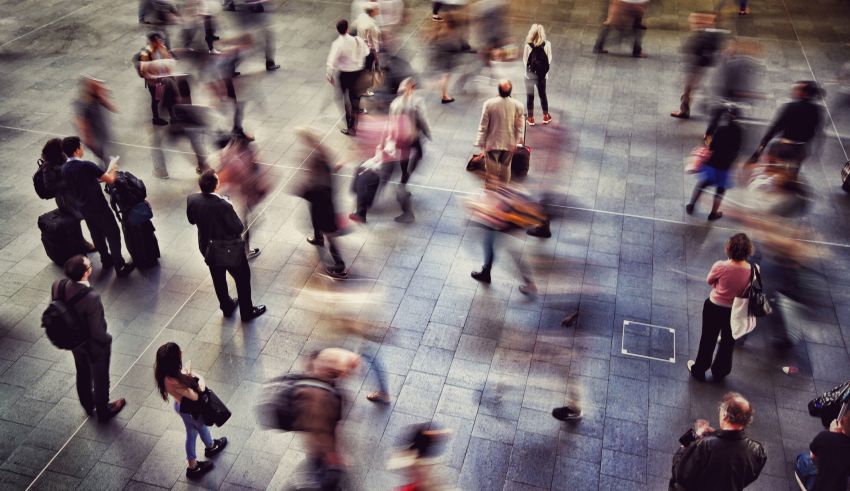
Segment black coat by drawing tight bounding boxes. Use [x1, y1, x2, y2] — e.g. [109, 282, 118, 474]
[672, 430, 767, 491]
[186, 193, 245, 254]
[51, 280, 112, 359]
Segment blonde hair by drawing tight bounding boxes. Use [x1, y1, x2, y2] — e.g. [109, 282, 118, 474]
[526, 24, 546, 47]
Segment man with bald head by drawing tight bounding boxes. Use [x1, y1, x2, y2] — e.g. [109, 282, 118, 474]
[474, 79, 525, 182]
[670, 392, 766, 491]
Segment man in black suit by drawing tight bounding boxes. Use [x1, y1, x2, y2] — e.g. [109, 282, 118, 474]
[187, 170, 266, 321]
[54, 255, 126, 422]
[61, 137, 134, 277]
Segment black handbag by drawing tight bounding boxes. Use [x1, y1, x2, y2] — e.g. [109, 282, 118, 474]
[467, 153, 485, 172]
[747, 264, 771, 318]
[808, 380, 850, 428]
[204, 238, 246, 268]
[199, 388, 231, 427]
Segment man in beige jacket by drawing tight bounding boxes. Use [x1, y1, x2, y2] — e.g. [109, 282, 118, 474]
[474, 80, 525, 182]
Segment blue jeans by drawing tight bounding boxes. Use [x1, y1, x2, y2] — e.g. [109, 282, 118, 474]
[795, 452, 817, 491]
[360, 353, 388, 395]
[175, 401, 213, 461]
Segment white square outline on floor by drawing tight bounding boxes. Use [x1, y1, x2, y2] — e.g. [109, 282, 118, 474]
[621, 320, 676, 363]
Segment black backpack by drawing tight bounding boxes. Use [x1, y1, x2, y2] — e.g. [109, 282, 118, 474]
[106, 171, 147, 217]
[42, 280, 91, 350]
[33, 159, 60, 200]
[527, 43, 549, 77]
[255, 374, 341, 431]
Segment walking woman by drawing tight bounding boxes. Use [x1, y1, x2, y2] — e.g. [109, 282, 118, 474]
[523, 24, 553, 126]
[685, 105, 742, 220]
[154, 342, 227, 479]
[688, 233, 753, 382]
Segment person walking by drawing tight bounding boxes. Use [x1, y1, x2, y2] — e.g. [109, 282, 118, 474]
[685, 105, 742, 220]
[670, 12, 724, 119]
[186, 169, 266, 321]
[474, 80, 525, 183]
[523, 24, 553, 126]
[136, 32, 175, 126]
[687, 233, 753, 382]
[61, 137, 135, 277]
[154, 342, 228, 479]
[55, 255, 126, 422]
[74, 77, 117, 166]
[216, 134, 267, 259]
[670, 392, 766, 490]
[593, 0, 649, 58]
[327, 19, 370, 136]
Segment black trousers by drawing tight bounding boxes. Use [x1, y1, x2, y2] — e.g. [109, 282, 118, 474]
[83, 210, 125, 267]
[73, 348, 111, 416]
[209, 256, 253, 318]
[692, 298, 735, 379]
[338, 70, 363, 131]
[525, 74, 549, 117]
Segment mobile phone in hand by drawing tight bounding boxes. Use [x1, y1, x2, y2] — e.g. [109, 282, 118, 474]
[679, 429, 698, 446]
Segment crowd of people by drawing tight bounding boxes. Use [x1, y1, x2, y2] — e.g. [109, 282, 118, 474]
[22, 0, 850, 489]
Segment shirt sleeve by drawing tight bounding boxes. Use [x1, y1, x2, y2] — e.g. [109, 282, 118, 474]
[522, 44, 530, 67]
[515, 101, 525, 143]
[759, 103, 790, 148]
[545, 41, 553, 63]
[82, 160, 106, 181]
[707, 261, 722, 286]
[326, 38, 340, 77]
[474, 103, 490, 148]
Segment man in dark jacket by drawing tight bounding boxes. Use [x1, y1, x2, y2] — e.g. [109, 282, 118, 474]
[750, 81, 823, 172]
[54, 255, 126, 422]
[187, 169, 266, 322]
[670, 392, 767, 491]
[795, 405, 850, 491]
[671, 12, 724, 119]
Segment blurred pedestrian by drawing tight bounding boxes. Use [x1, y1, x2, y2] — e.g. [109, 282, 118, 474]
[352, 2, 381, 73]
[154, 342, 228, 479]
[474, 80, 525, 182]
[388, 425, 453, 491]
[186, 169, 267, 321]
[216, 133, 268, 259]
[55, 255, 127, 422]
[296, 130, 348, 279]
[523, 24, 553, 126]
[232, 0, 280, 71]
[687, 234, 753, 382]
[327, 19, 370, 136]
[671, 12, 724, 119]
[181, 0, 220, 54]
[154, 75, 211, 178]
[552, 405, 582, 421]
[429, 12, 464, 104]
[74, 77, 117, 166]
[685, 104, 742, 220]
[593, 0, 649, 58]
[136, 32, 176, 126]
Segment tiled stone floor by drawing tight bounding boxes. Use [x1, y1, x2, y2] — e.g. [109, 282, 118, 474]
[1, 0, 849, 489]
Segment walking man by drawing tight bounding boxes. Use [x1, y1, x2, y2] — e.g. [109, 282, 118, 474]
[55, 255, 126, 422]
[670, 12, 724, 119]
[327, 19, 370, 136]
[61, 137, 134, 277]
[186, 169, 266, 321]
[474, 80, 524, 183]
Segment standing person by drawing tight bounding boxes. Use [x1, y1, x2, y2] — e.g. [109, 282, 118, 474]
[795, 407, 850, 491]
[474, 80, 525, 183]
[186, 169, 267, 321]
[296, 130, 348, 279]
[74, 77, 117, 166]
[523, 24, 553, 126]
[327, 19, 370, 136]
[670, 12, 724, 119]
[181, 0, 220, 54]
[592, 0, 649, 58]
[61, 137, 135, 277]
[352, 3, 380, 73]
[216, 134, 267, 259]
[384, 77, 431, 223]
[137, 32, 175, 126]
[670, 392, 766, 490]
[154, 342, 228, 479]
[687, 233, 753, 382]
[38, 138, 95, 252]
[54, 255, 126, 422]
[685, 105, 742, 220]
[749, 81, 823, 175]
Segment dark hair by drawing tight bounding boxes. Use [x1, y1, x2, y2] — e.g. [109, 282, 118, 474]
[720, 392, 753, 427]
[795, 80, 822, 100]
[199, 169, 218, 193]
[498, 82, 512, 98]
[61, 136, 82, 157]
[63, 255, 89, 281]
[725, 233, 753, 261]
[41, 138, 66, 166]
[154, 342, 194, 401]
[147, 32, 164, 43]
[336, 20, 349, 35]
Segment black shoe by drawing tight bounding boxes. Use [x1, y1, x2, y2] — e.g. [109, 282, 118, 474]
[394, 212, 415, 223]
[187, 461, 214, 479]
[266, 61, 280, 71]
[671, 111, 690, 119]
[211, 35, 220, 41]
[325, 266, 349, 279]
[471, 270, 491, 284]
[241, 305, 267, 322]
[97, 398, 126, 423]
[115, 263, 135, 278]
[340, 128, 356, 136]
[527, 225, 551, 238]
[687, 360, 706, 382]
[247, 248, 261, 260]
[223, 298, 238, 317]
[552, 406, 582, 421]
[204, 437, 228, 457]
[707, 211, 723, 221]
[685, 203, 694, 215]
[101, 257, 114, 270]
[306, 236, 324, 246]
[232, 71, 241, 77]
[348, 212, 366, 224]
[152, 118, 169, 126]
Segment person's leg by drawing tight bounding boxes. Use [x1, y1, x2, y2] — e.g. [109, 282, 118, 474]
[483, 227, 496, 271]
[138, 0, 149, 22]
[709, 186, 726, 216]
[178, 409, 200, 466]
[538, 76, 549, 115]
[326, 236, 346, 271]
[692, 299, 722, 374]
[228, 257, 255, 318]
[498, 149, 513, 182]
[710, 307, 735, 379]
[525, 76, 535, 119]
[209, 265, 236, 313]
[593, 25, 610, 52]
[73, 350, 95, 415]
[348, 71, 362, 131]
[678, 68, 700, 116]
[432, 2, 442, 15]
[794, 452, 818, 490]
[186, 129, 208, 171]
[98, 212, 126, 267]
[91, 351, 112, 418]
[632, 10, 645, 56]
[339, 72, 355, 131]
[263, 25, 278, 67]
[308, 201, 325, 242]
[84, 216, 110, 265]
[204, 16, 216, 51]
[194, 418, 214, 448]
[686, 180, 710, 210]
[148, 84, 161, 120]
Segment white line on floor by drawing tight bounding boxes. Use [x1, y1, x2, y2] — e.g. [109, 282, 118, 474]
[0, 4, 93, 50]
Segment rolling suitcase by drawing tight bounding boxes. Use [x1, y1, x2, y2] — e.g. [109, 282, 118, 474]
[511, 119, 531, 179]
[122, 218, 160, 269]
[38, 209, 87, 266]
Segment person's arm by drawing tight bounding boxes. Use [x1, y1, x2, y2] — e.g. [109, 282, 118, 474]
[326, 39, 339, 84]
[98, 157, 119, 185]
[706, 262, 722, 286]
[522, 43, 530, 67]
[186, 196, 196, 225]
[474, 104, 489, 149]
[744, 442, 768, 487]
[515, 102, 525, 145]
[672, 438, 710, 489]
[416, 100, 432, 141]
[85, 293, 113, 347]
[221, 200, 246, 236]
[758, 103, 790, 151]
[545, 41, 553, 64]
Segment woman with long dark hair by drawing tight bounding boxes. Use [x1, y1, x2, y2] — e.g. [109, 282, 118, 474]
[154, 342, 227, 479]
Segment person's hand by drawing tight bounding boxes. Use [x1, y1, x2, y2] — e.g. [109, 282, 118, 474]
[326, 75, 335, 86]
[829, 419, 841, 433]
[333, 163, 344, 172]
[694, 419, 714, 436]
[108, 156, 120, 169]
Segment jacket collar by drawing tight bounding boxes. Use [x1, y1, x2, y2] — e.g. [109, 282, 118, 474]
[714, 429, 746, 440]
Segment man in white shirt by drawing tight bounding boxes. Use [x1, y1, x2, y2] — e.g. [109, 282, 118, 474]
[327, 19, 370, 136]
